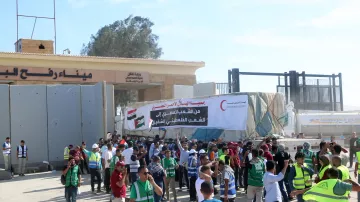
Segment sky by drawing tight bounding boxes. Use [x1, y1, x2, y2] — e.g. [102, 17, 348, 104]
[0, 0, 360, 108]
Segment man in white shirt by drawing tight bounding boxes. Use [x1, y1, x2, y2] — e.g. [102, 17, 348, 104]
[104, 143, 113, 193]
[176, 133, 190, 191]
[101, 141, 108, 167]
[2, 137, 11, 173]
[263, 160, 289, 202]
[121, 141, 133, 182]
[196, 165, 214, 202]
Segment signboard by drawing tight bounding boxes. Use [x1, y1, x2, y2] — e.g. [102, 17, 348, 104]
[118, 72, 148, 83]
[0, 66, 149, 84]
[125, 95, 249, 130]
[298, 113, 360, 125]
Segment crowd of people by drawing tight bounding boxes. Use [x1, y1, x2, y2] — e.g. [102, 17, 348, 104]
[6, 130, 360, 202]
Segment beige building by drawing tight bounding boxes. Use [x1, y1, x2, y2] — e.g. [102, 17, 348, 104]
[0, 39, 205, 101]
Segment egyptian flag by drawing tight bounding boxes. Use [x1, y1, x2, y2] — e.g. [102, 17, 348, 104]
[135, 116, 145, 129]
[127, 109, 137, 120]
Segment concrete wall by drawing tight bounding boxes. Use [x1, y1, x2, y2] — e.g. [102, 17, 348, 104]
[10, 86, 49, 166]
[47, 85, 82, 164]
[194, 82, 216, 97]
[0, 83, 114, 170]
[107, 85, 115, 133]
[150, 74, 197, 100]
[0, 85, 11, 168]
[173, 85, 193, 99]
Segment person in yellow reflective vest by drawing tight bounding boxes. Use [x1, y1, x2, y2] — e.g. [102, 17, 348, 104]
[290, 167, 360, 201]
[288, 152, 314, 202]
[315, 155, 331, 183]
[83, 143, 102, 194]
[332, 156, 350, 181]
[219, 146, 230, 165]
[353, 149, 360, 200]
[64, 145, 73, 165]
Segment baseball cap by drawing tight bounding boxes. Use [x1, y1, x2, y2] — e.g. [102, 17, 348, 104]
[189, 149, 197, 154]
[92, 143, 99, 149]
[199, 149, 206, 154]
[116, 161, 125, 167]
[260, 144, 269, 150]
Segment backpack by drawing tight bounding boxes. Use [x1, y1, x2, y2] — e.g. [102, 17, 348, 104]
[61, 174, 66, 185]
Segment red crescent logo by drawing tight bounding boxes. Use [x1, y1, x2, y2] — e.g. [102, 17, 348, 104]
[220, 100, 226, 111]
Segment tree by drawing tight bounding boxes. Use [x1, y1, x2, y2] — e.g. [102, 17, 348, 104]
[81, 15, 162, 59]
[81, 15, 163, 108]
[114, 89, 138, 114]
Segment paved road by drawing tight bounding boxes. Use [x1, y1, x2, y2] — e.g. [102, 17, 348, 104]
[0, 168, 359, 202]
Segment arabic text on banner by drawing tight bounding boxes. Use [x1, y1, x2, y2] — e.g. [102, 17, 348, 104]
[150, 107, 208, 127]
[125, 95, 248, 130]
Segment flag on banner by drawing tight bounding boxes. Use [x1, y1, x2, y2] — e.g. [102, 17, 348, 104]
[127, 109, 137, 120]
[149, 118, 153, 132]
[135, 116, 145, 129]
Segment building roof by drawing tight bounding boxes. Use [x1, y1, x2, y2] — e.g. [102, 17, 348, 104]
[0, 52, 205, 67]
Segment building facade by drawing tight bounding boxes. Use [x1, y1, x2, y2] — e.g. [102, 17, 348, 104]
[1, 39, 204, 101]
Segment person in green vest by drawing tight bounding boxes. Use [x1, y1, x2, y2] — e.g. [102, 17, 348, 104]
[332, 156, 350, 181]
[162, 150, 178, 202]
[62, 157, 81, 202]
[246, 149, 266, 202]
[291, 167, 360, 201]
[300, 142, 316, 171]
[110, 149, 122, 175]
[130, 165, 163, 202]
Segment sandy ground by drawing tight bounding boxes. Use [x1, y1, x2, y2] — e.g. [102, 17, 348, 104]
[0, 168, 359, 202]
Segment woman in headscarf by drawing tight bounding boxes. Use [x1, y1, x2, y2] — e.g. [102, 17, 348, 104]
[260, 144, 273, 161]
[315, 155, 331, 183]
[274, 144, 292, 201]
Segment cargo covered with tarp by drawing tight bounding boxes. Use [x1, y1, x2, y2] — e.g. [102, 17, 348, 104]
[124, 92, 286, 139]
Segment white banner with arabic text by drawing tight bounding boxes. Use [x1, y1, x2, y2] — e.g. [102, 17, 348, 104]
[125, 95, 248, 130]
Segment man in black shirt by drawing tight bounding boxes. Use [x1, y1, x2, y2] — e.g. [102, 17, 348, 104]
[138, 145, 147, 166]
[274, 144, 292, 201]
[349, 132, 358, 167]
[241, 141, 253, 192]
